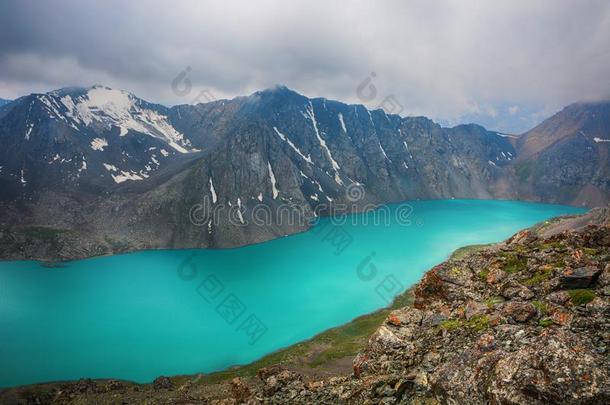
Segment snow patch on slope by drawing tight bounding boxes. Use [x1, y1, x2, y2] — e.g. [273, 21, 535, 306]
[91, 138, 108, 151]
[338, 113, 347, 133]
[25, 124, 34, 140]
[54, 86, 194, 153]
[379, 142, 391, 162]
[209, 177, 218, 203]
[268, 162, 279, 199]
[112, 171, 143, 183]
[273, 127, 312, 163]
[305, 101, 343, 185]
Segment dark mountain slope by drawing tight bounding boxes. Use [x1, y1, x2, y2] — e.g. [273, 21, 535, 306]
[510, 101, 610, 206]
[0, 86, 607, 259]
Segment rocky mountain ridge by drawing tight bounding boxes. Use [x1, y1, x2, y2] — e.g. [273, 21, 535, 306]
[0, 86, 609, 260]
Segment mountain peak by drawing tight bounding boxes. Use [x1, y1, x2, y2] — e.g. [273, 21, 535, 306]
[254, 84, 302, 98]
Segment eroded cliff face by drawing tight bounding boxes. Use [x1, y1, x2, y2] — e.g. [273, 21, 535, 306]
[3, 209, 608, 404]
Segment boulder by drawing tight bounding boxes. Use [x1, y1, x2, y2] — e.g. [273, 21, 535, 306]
[559, 265, 602, 289]
[230, 377, 252, 402]
[501, 301, 536, 323]
[152, 376, 173, 390]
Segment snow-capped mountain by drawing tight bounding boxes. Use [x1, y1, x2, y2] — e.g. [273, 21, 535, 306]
[0, 85, 608, 260]
[47, 86, 195, 153]
[0, 86, 200, 199]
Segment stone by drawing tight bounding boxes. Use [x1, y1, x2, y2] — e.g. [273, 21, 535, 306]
[486, 268, 506, 284]
[230, 377, 251, 402]
[387, 314, 401, 326]
[465, 300, 487, 320]
[476, 332, 496, 352]
[547, 290, 570, 305]
[421, 312, 447, 327]
[152, 376, 173, 390]
[501, 301, 536, 322]
[598, 264, 610, 286]
[559, 265, 602, 289]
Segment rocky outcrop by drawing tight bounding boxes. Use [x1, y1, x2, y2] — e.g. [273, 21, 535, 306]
[201, 212, 607, 404]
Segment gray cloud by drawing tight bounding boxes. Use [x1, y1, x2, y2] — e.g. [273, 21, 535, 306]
[1, 0, 609, 133]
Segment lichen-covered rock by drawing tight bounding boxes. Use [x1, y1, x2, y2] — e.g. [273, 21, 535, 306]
[489, 329, 609, 404]
[502, 301, 536, 322]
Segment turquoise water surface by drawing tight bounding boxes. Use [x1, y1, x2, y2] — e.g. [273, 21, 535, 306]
[0, 200, 585, 388]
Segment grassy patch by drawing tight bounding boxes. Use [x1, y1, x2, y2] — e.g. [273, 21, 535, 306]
[538, 319, 554, 327]
[485, 296, 505, 309]
[539, 241, 562, 250]
[465, 315, 490, 331]
[531, 300, 548, 315]
[449, 266, 463, 277]
[551, 259, 566, 268]
[501, 253, 527, 273]
[439, 315, 490, 332]
[189, 288, 415, 385]
[440, 320, 462, 331]
[449, 244, 492, 261]
[582, 247, 598, 256]
[478, 269, 490, 282]
[523, 268, 553, 285]
[568, 289, 596, 306]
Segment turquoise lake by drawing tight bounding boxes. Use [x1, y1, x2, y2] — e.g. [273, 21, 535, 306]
[0, 200, 585, 388]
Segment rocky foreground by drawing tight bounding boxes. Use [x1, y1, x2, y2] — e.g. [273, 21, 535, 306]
[2, 208, 609, 404]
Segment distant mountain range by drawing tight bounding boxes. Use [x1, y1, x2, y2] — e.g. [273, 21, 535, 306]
[0, 85, 608, 260]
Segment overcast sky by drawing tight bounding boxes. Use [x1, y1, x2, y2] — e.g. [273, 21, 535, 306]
[1, 0, 609, 133]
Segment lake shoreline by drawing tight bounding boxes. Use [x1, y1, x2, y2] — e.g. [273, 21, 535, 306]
[0, 198, 590, 263]
[2, 206, 607, 404]
[0, 202, 588, 390]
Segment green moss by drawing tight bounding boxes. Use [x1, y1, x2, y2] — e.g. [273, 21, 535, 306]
[449, 244, 492, 261]
[441, 315, 490, 332]
[538, 319, 554, 327]
[484, 296, 505, 309]
[440, 320, 462, 331]
[539, 241, 562, 250]
[449, 266, 462, 277]
[568, 289, 596, 306]
[531, 300, 548, 315]
[478, 269, 490, 282]
[465, 315, 489, 331]
[582, 247, 598, 256]
[501, 253, 527, 273]
[523, 269, 553, 285]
